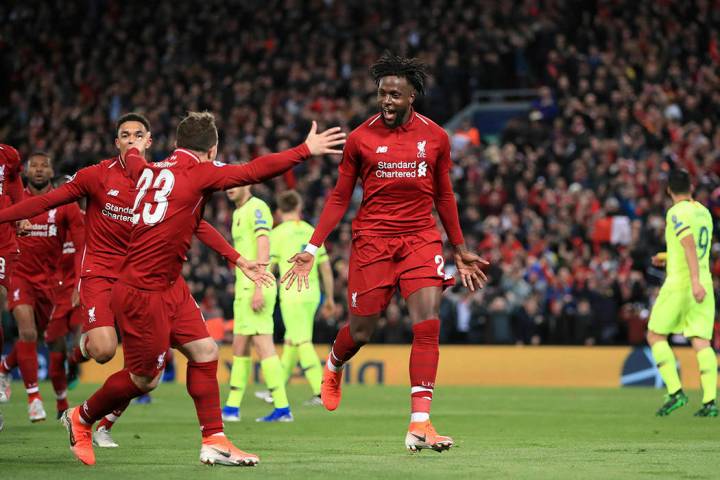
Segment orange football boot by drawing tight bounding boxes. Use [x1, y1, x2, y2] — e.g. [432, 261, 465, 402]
[200, 435, 259, 466]
[61, 407, 95, 465]
[320, 361, 343, 411]
[405, 420, 454, 453]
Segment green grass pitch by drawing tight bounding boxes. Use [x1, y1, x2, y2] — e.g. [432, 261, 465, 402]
[0, 383, 716, 479]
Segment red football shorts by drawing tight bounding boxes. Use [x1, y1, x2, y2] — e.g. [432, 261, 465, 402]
[46, 287, 83, 344]
[0, 251, 17, 291]
[8, 275, 55, 332]
[347, 228, 455, 316]
[111, 277, 209, 377]
[78, 276, 117, 332]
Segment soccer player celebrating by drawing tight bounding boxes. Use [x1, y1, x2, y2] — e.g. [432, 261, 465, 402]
[0, 113, 264, 445]
[61, 111, 345, 466]
[272, 190, 334, 406]
[647, 169, 717, 417]
[282, 52, 487, 453]
[222, 186, 292, 422]
[0, 144, 28, 430]
[0, 152, 85, 422]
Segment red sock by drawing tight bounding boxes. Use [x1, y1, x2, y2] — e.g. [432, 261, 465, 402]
[187, 360, 223, 437]
[68, 345, 89, 365]
[80, 368, 144, 425]
[409, 319, 440, 419]
[0, 346, 17, 373]
[49, 351, 69, 412]
[16, 340, 40, 402]
[329, 323, 363, 369]
[97, 400, 130, 431]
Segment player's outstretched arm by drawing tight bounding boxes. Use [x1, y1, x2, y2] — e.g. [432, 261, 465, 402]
[204, 121, 346, 191]
[433, 133, 466, 247]
[0, 179, 87, 225]
[195, 220, 241, 265]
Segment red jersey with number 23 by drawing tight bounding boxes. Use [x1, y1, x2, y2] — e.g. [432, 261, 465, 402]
[121, 145, 310, 290]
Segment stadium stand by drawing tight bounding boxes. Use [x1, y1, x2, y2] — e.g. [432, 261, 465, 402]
[1, 0, 719, 346]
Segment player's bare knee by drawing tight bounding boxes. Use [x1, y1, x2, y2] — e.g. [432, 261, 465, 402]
[349, 324, 373, 344]
[131, 373, 160, 392]
[187, 338, 219, 362]
[93, 349, 115, 364]
[18, 329, 37, 342]
[690, 337, 711, 351]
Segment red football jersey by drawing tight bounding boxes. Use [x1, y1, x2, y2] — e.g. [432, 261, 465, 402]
[0, 144, 24, 251]
[55, 238, 79, 299]
[309, 110, 464, 246]
[0, 157, 241, 280]
[15, 188, 85, 287]
[121, 145, 310, 290]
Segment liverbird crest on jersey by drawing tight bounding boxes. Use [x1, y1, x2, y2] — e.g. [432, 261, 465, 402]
[416, 140, 427, 159]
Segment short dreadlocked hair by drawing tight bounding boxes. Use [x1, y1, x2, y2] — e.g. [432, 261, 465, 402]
[370, 51, 428, 96]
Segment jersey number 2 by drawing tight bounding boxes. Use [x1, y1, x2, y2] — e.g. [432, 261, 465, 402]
[435, 255, 446, 277]
[132, 169, 175, 225]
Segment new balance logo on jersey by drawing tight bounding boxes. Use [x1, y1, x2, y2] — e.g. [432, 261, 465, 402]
[376, 146, 388, 154]
[12, 289, 19, 302]
[87, 306, 96, 323]
[417, 140, 427, 158]
[0, 165, 5, 195]
[417, 161, 427, 177]
[107, 189, 119, 197]
[351, 291, 358, 308]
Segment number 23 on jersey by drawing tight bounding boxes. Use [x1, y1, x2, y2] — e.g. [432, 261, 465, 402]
[132, 168, 175, 225]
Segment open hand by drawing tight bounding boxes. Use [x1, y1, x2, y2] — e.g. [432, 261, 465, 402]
[454, 249, 489, 292]
[280, 252, 315, 292]
[304, 121, 346, 156]
[236, 257, 275, 289]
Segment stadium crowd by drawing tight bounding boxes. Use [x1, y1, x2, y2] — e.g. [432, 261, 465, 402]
[1, 0, 720, 346]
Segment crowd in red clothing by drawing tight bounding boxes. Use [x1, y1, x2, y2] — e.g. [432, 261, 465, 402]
[2, 1, 720, 345]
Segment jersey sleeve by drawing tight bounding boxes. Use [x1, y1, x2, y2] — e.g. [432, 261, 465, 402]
[122, 148, 147, 181]
[252, 201, 273, 238]
[433, 131, 465, 246]
[668, 206, 693, 242]
[0, 166, 95, 224]
[197, 144, 311, 191]
[195, 220, 240, 265]
[0, 144, 24, 204]
[307, 135, 359, 247]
